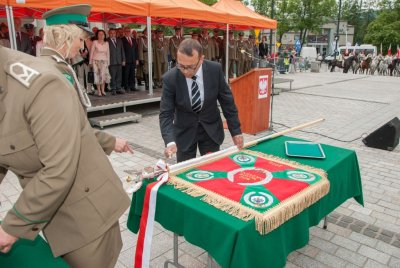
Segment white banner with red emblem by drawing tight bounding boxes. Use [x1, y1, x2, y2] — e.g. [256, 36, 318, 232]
[258, 75, 269, 99]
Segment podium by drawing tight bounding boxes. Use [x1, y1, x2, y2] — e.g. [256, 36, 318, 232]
[230, 68, 272, 134]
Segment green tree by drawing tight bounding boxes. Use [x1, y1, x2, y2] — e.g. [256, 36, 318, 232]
[290, 0, 336, 46]
[198, 0, 218, 5]
[252, 0, 336, 47]
[364, 5, 400, 53]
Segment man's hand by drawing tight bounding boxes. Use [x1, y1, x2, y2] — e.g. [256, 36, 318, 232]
[232, 135, 244, 150]
[0, 226, 18, 254]
[114, 138, 134, 154]
[164, 144, 177, 159]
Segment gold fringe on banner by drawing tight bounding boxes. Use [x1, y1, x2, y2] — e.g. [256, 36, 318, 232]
[168, 151, 330, 235]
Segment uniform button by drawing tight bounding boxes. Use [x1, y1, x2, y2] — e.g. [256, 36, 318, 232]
[10, 145, 15, 150]
[84, 187, 90, 192]
[32, 227, 39, 231]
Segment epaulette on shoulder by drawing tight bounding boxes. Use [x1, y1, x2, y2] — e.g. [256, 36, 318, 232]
[51, 55, 69, 65]
[5, 61, 41, 88]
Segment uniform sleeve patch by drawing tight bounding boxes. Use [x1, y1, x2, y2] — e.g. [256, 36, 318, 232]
[8, 62, 40, 88]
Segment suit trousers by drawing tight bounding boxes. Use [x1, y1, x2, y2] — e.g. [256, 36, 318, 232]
[109, 64, 123, 90]
[122, 63, 136, 90]
[62, 222, 122, 268]
[177, 123, 220, 162]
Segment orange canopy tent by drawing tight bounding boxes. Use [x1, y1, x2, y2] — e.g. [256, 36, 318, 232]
[1, 0, 228, 26]
[213, 0, 277, 30]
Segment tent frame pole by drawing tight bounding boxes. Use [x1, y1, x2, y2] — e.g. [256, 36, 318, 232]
[225, 24, 229, 83]
[147, 17, 153, 95]
[6, 5, 17, 50]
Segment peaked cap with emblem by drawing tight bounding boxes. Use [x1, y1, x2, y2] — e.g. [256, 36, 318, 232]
[42, 4, 93, 36]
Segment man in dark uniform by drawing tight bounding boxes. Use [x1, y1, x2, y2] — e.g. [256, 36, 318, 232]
[13, 18, 32, 54]
[108, 28, 126, 95]
[121, 26, 139, 92]
[24, 23, 42, 56]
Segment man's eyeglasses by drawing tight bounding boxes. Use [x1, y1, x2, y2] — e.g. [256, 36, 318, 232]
[177, 57, 201, 72]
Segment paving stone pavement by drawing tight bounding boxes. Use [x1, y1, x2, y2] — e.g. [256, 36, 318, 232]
[1, 68, 400, 268]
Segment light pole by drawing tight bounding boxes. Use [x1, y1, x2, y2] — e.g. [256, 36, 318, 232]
[335, 0, 342, 60]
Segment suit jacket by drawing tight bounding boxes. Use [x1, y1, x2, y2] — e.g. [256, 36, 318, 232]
[259, 42, 269, 58]
[0, 46, 130, 257]
[121, 36, 138, 64]
[159, 60, 241, 152]
[16, 31, 32, 55]
[108, 38, 125, 65]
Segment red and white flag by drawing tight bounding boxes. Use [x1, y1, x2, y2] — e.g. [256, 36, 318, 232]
[396, 45, 400, 58]
[388, 44, 392, 56]
[134, 160, 169, 268]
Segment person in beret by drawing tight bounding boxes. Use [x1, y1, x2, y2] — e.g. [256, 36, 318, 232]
[0, 4, 132, 267]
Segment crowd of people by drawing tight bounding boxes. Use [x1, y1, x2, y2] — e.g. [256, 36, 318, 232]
[0, 19, 279, 96]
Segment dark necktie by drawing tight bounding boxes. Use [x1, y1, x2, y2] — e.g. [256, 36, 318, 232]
[191, 75, 201, 113]
[16, 32, 20, 42]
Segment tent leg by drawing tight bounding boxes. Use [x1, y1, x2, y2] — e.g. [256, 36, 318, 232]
[225, 24, 229, 83]
[147, 17, 154, 96]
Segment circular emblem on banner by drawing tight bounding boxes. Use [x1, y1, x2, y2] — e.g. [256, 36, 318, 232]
[232, 154, 256, 165]
[243, 191, 274, 208]
[186, 171, 214, 181]
[287, 171, 316, 182]
[227, 167, 273, 186]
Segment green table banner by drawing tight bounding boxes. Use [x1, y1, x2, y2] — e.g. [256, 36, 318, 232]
[0, 233, 69, 267]
[128, 136, 364, 268]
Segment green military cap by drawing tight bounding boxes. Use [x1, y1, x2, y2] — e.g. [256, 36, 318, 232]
[213, 28, 219, 33]
[42, 4, 93, 35]
[238, 32, 244, 36]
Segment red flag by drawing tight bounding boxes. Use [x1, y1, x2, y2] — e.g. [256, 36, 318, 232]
[388, 44, 392, 56]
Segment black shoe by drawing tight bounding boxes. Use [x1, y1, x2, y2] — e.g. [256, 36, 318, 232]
[116, 89, 125, 94]
[111, 90, 116, 95]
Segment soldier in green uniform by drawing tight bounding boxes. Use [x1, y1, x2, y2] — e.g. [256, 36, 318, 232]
[153, 29, 168, 88]
[200, 28, 218, 61]
[224, 31, 238, 78]
[236, 32, 246, 76]
[138, 28, 151, 90]
[211, 29, 223, 63]
[0, 4, 132, 268]
[243, 35, 254, 73]
[169, 26, 182, 68]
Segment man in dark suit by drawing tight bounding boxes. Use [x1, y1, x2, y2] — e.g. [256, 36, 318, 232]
[121, 27, 139, 92]
[259, 35, 269, 59]
[108, 28, 126, 95]
[25, 24, 42, 56]
[14, 18, 32, 55]
[160, 39, 243, 162]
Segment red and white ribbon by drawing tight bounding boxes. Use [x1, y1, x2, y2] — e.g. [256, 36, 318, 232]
[134, 160, 169, 268]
